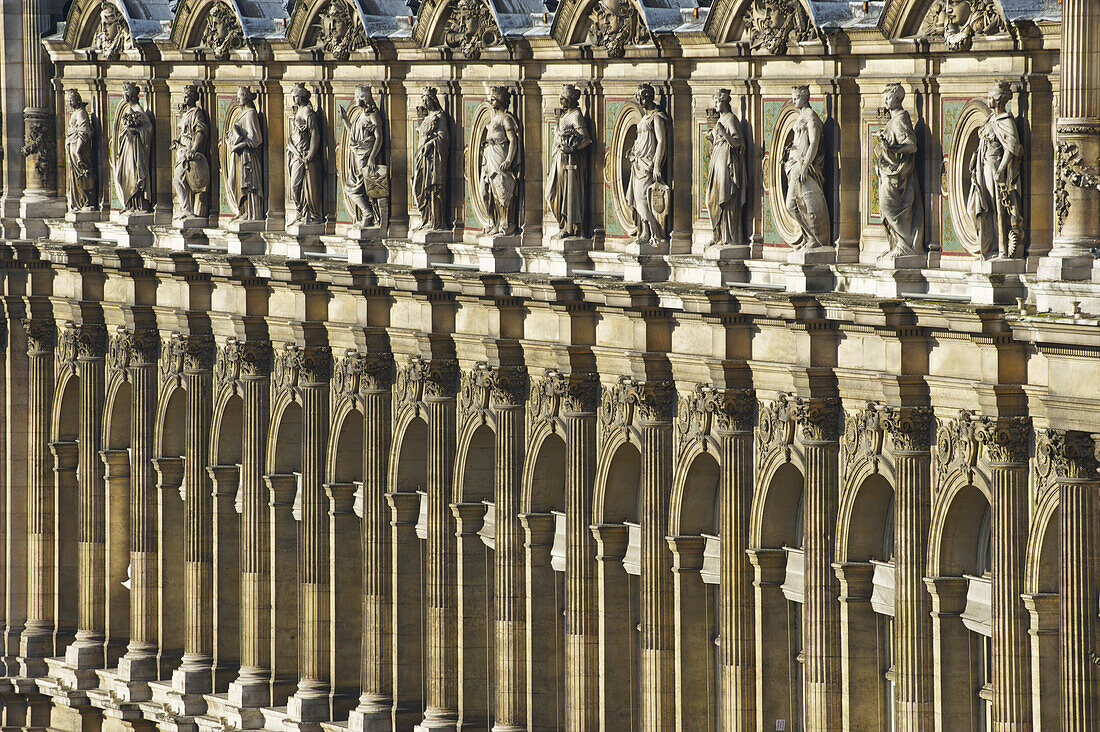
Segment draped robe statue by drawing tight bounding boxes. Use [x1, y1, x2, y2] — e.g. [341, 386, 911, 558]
[288, 84, 323, 225]
[546, 85, 591, 238]
[114, 83, 153, 213]
[625, 83, 669, 246]
[478, 88, 520, 236]
[967, 82, 1024, 259]
[411, 89, 450, 232]
[65, 90, 97, 212]
[339, 85, 387, 228]
[705, 90, 746, 248]
[172, 85, 210, 219]
[226, 86, 265, 222]
[875, 84, 924, 256]
[783, 85, 830, 249]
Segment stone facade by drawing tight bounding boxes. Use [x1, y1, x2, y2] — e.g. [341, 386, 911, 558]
[0, 0, 1098, 731]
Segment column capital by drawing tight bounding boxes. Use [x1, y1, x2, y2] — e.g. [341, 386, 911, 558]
[325, 482, 358, 514]
[57, 322, 108, 366]
[974, 415, 1031, 466]
[22, 318, 56, 355]
[530, 369, 600, 420]
[215, 338, 273, 389]
[666, 535, 707, 572]
[207, 464, 240, 496]
[679, 386, 755, 446]
[451, 501, 488, 534]
[333, 349, 393, 398]
[108, 327, 160, 372]
[1020, 593, 1059, 634]
[397, 355, 458, 404]
[788, 394, 841, 443]
[459, 362, 529, 419]
[519, 512, 556, 547]
[273, 344, 333, 390]
[152, 456, 185, 488]
[591, 523, 629, 559]
[882, 405, 934, 453]
[1036, 428, 1099, 482]
[600, 376, 676, 428]
[162, 332, 216, 377]
[386, 491, 421, 523]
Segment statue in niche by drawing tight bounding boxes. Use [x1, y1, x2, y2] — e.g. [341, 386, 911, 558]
[91, 1, 132, 60]
[478, 86, 520, 236]
[705, 89, 746, 248]
[874, 83, 923, 257]
[226, 86, 265, 222]
[626, 82, 669, 247]
[288, 83, 323, 225]
[339, 85, 388, 228]
[412, 87, 450, 232]
[65, 89, 97, 212]
[966, 81, 1023, 259]
[783, 85, 830, 249]
[546, 84, 592, 238]
[114, 82, 153, 213]
[172, 83, 210, 220]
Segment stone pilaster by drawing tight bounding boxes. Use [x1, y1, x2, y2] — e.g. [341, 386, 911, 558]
[388, 491, 423, 730]
[562, 373, 599, 732]
[882, 406, 933, 732]
[63, 324, 108, 676]
[634, 381, 676, 731]
[18, 318, 55, 677]
[489, 365, 527, 732]
[154, 456, 185, 676]
[348, 351, 394, 732]
[975, 416, 1031, 730]
[267, 472, 299, 704]
[418, 357, 460, 730]
[923, 577, 971, 731]
[520, 512, 558, 731]
[789, 396, 842, 732]
[326, 482, 361, 710]
[114, 328, 161, 693]
[226, 339, 274, 709]
[666, 535, 709, 732]
[209, 464, 241, 688]
[591, 524, 631, 730]
[101, 449, 131, 668]
[832, 563, 877, 731]
[288, 345, 334, 726]
[452, 502, 489, 727]
[1039, 429, 1100, 730]
[49, 440, 78, 657]
[715, 389, 755, 731]
[746, 548, 790, 730]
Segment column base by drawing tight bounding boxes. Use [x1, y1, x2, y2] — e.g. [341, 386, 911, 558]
[346, 698, 392, 732]
[96, 666, 153, 703]
[169, 662, 213, 715]
[19, 194, 66, 238]
[53, 645, 103, 691]
[18, 627, 53, 677]
[286, 685, 331, 724]
[346, 226, 387, 264]
[414, 707, 461, 731]
[1036, 250, 1098, 281]
[227, 670, 271, 709]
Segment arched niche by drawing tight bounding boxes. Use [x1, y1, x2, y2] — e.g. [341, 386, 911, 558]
[269, 399, 304, 475]
[837, 473, 894, 563]
[595, 440, 641, 524]
[156, 386, 187, 458]
[607, 99, 644, 238]
[211, 393, 243, 465]
[52, 374, 80, 442]
[524, 431, 566, 513]
[930, 483, 989, 577]
[670, 450, 720, 536]
[328, 405, 364, 484]
[392, 416, 428, 493]
[455, 423, 494, 503]
[752, 461, 804, 549]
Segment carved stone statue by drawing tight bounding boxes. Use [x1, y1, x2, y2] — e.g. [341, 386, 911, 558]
[626, 82, 670, 247]
[92, 1, 132, 60]
[339, 85, 388, 228]
[874, 83, 923, 256]
[783, 85, 830, 249]
[966, 81, 1023, 259]
[441, 0, 500, 59]
[114, 82, 153, 213]
[478, 87, 520, 236]
[65, 89, 97, 212]
[172, 83, 210, 220]
[225, 86, 265, 222]
[288, 84, 323, 225]
[201, 1, 245, 60]
[705, 89, 745, 248]
[546, 84, 592, 238]
[412, 87, 450, 232]
[920, 0, 1005, 52]
[318, 0, 366, 60]
[747, 0, 817, 54]
[587, 0, 650, 58]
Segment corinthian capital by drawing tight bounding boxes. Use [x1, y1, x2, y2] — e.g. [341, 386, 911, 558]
[333, 349, 393, 399]
[787, 395, 841, 443]
[273, 344, 333, 392]
[974, 416, 1031, 466]
[1037, 429, 1099, 482]
[109, 327, 160, 372]
[57, 322, 108, 366]
[22, 319, 56, 355]
[215, 338, 272, 391]
[397, 355, 459, 405]
[882, 406, 934, 453]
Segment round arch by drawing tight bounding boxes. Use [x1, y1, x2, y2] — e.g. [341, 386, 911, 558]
[388, 410, 429, 493]
[210, 390, 244, 465]
[927, 479, 990, 578]
[103, 377, 132, 450]
[749, 461, 804, 549]
[453, 422, 494, 504]
[266, 396, 303, 475]
[669, 446, 720, 536]
[1024, 486, 1060, 595]
[521, 426, 566, 514]
[155, 384, 187, 458]
[593, 436, 641, 525]
[51, 370, 80, 442]
[327, 399, 365, 483]
[836, 471, 895, 563]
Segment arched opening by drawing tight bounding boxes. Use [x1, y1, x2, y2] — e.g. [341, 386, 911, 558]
[930, 484, 992, 732]
[670, 451, 720, 731]
[390, 416, 427, 727]
[268, 400, 303, 704]
[328, 407, 364, 720]
[52, 376, 80, 656]
[594, 441, 642, 731]
[751, 462, 805, 732]
[155, 387, 187, 677]
[103, 381, 132, 666]
[456, 424, 494, 727]
[211, 394, 243, 690]
[837, 474, 895, 731]
[524, 432, 566, 730]
[1024, 503, 1059, 730]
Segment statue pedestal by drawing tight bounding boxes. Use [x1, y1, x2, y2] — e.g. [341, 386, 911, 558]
[225, 220, 266, 255]
[19, 195, 65, 238]
[1036, 249, 1098, 281]
[98, 212, 155, 248]
[264, 231, 323, 259]
[871, 253, 929, 298]
[476, 234, 523, 273]
[968, 256, 1027, 305]
[393, 229, 455, 267]
[346, 225, 387, 264]
[668, 253, 748, 287]
[529, 235, 592, 276]
[783, 245, 836, 291]
[48, 210, 105, 244]
[624, 238, 668, 257]
[153, 218, 211, 250]
[618, 253, 670, 282]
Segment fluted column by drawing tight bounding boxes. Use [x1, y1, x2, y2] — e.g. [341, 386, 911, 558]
[18, 319, 55, 677]
[491, 365, 527, 732]
[452, 501, 489, 727]
[64, 324, 108, 675]
[173, 334, 216, 698]
[883, 407, 933, 732]
[633, 380, 677, 731]
[116, 328, 161, 690]
[562, 373, 599, 732]
[388, 491, 423, 730]
[227, 339, 274, 709]
[591, 524, 632, 730]
[666, 535, 709, 732]
[20, 0, 55, 199]
[50, 440, 78, 657]
[521, 512, 558, 731]
[789, 396, 842, 732]
[1049, 0, 1100, 269]
[976, 416, 1032, 730]
[289, 345, 334, 725]
[1040, 430, 1100, 730]
[209, 464, 240, 688]
[420, 357, 460, 730]
[716, 390, 755, 731]
[349, 351, 394, 732]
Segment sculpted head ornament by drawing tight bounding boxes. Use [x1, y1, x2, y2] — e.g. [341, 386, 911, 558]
[489, 86, 510, 110]
[635, 82, 655, 106]
[988, 80, 1012, 110]
[66, 89, 87, 109]
[561, 84, 581, 107]
[292, 82, 311, 106]
[791, 84, 810, 107]
[122, 81, 140, 103]
[237, 85, 256, 106]
[355, 84, 377, 110]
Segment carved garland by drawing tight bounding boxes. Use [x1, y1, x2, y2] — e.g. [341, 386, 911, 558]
[21, 113, 54, 189]
[201, 1, 245, 60]
[746, 0, 818, 55]
[1054, 140, 1100, 231]
[586, 0, 650, 58]
[441, 0, 501, 58]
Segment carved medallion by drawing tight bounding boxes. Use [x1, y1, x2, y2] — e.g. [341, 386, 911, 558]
[441, 0, 501, 58]
[586, 0, 650, 57]
[920, 0, 1005, 51]
[746, 0, 817, 54]
[318, 0, 367, 60]
[332, 350, 393, 401]
[201, 1, 245, 59]
[91, 1, 134, 60]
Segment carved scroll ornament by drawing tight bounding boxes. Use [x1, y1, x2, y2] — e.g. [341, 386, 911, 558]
[1054, 140, 1100, 232]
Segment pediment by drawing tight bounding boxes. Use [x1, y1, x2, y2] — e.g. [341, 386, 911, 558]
[884, 0, 1058, 42]
[286, 0, 369, 58]
[63, 0, 135, 56]
[550, 0, 653, 57]
[704, 0, 820, 50]
[413, 0, 504, 58]
[169, 0, 287, 56]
